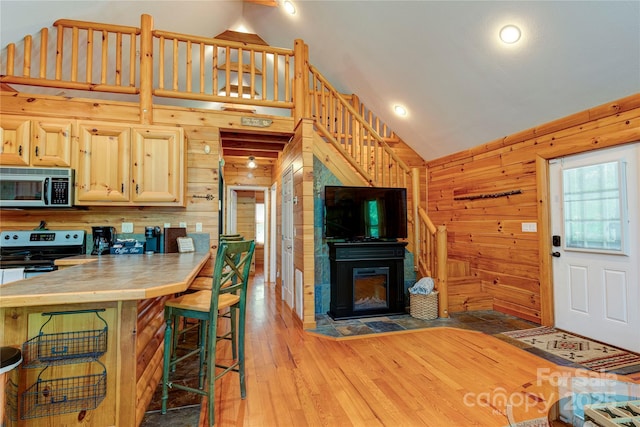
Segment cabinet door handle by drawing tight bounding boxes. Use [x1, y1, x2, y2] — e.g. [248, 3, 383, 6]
[35, 145, 39, 157]
[136, 184, 139, 194]
[18, 145, 23, 156]
[121, 183, 124, 193]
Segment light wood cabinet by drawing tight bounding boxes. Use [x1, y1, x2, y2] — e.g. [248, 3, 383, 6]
[0, 116, 72, 167]
[31, 119, 73, 167]
[131, 126, 185, 204]
[75, 121, 185, 206]
[76, 121, 131, 203]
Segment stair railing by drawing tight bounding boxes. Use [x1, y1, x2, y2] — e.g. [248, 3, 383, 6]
[308, 65, 411, 189]
[418, 206, 449, 317]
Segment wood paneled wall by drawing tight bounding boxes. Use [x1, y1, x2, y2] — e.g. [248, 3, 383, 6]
[273, 119, 316, 328]
[426, 94, 640, 324]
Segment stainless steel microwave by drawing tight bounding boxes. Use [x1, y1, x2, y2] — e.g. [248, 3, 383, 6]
[0, 166, 74, 208]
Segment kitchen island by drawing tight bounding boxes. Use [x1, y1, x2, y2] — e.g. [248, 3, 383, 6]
[0, 252, 210, 427]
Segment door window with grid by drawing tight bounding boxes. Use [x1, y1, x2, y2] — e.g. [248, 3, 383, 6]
[562, 160, 628, 254]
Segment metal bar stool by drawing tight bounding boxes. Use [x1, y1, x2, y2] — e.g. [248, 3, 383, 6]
[161, 239, 255, 427]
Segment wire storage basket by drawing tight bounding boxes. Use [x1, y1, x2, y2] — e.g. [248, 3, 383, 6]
[22, 310, 108, 368]
[20, 362, 107, 420]
[410, 291, 439, 320]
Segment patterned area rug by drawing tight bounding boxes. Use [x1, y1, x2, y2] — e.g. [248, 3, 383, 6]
[497, 327, 640, 374]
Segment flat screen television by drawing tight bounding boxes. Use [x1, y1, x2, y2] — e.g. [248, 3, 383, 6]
[324, 185, 408, 241]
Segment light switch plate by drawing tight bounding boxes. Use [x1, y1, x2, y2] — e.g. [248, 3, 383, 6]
[122, 222, 134, 233]
[195, 223, 203, 232]
[179, 222, 187, 228]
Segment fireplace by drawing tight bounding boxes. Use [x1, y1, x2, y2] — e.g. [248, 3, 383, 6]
[353, 267, 389, 312]
[328, 241, 407, 319]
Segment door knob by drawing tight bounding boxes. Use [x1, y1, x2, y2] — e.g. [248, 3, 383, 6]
[551, 252, 561, 257]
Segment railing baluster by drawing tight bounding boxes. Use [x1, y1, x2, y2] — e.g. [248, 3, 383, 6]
[23, 35, 32, 77]
[55, 24, 63, 80]
[115, 32, 122, 86]
[129, 32, 135, 86]
[186, 40, 192, 92]
[86, 29, 93, 83]
[273, 52, 279, 101]
[199, 43, 205, 94]
[39, 29, 47, 78]
[158, 36, 165, 89]
[172, 38, 178, 90]
[101, 30, 108, 85]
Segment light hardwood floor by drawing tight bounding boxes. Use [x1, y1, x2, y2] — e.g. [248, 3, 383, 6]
[190, 270, 640, 426]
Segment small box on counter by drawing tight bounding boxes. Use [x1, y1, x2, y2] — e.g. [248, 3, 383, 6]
[110, 239, 145, 255]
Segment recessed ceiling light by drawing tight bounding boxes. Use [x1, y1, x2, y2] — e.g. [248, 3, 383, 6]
[283, 0, 296, 15]
[394, 104, 408, 117]
[499, 25, 521, 44]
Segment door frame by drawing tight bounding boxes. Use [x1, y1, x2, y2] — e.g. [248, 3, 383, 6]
[537, 140, 640, 326]
[225, 185, 270, 276]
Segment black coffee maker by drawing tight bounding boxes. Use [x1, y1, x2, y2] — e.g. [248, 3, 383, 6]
[91, 226, 116, 255]
[145, 226, 162, 253]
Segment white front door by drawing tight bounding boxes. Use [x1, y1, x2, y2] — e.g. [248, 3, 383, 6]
[550, 143, 640, 352]
[281, 167, 294, 308]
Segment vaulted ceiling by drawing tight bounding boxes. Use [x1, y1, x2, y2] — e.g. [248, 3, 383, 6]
[1, 1, 638, 162]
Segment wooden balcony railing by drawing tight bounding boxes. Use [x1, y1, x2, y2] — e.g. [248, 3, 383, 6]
[1, 13, 448, 314]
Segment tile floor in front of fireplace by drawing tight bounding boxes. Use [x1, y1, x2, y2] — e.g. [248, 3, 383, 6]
[307, 310, 539, 339]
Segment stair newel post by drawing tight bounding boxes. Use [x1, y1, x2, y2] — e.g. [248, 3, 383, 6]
[139, 14, 154, 125]
[411, 168, 421, 270]
[436, 225, 449, 317]
[293, 39, 310, 123]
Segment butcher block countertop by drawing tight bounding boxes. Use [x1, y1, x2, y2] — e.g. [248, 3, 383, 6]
[0, 252, 209, 308]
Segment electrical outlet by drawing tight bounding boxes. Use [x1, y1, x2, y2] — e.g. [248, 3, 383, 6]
[164, 223, 171, 229]
[179, 222, 187, 228]
[521, 222, 537, 232]
[122, 222, 134, 233]
[195, 223, 203, 232]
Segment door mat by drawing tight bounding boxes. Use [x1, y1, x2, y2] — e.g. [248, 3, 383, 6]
[495, 327, 640, 375]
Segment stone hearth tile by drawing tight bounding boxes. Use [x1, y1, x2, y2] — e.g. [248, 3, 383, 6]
[308, 326, 342, 337]
[363, 321, 406, 333]
[335, 324, 375, 336]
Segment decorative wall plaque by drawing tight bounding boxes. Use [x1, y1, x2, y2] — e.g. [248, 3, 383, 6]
[241, 117, 273, 128]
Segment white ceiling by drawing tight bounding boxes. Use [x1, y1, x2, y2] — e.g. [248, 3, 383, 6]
[1, 1, 639, 161]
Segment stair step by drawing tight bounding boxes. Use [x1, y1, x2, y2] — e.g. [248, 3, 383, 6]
[448, 291, 494, 313]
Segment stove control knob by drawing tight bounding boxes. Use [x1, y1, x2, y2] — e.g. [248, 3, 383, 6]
[3, 235, 9, 240]
[65, 234, 71, 239]
[12, 234, 18, 240]
[73, 234, 79, 239]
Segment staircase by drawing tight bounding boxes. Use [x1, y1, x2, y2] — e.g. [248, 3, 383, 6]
[446, 260, 493, 313]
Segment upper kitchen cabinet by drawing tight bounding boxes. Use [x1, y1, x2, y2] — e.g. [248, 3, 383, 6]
[131, 127, 185, 204]
[75, 121, 185, 206]
[0, 116, 72, 167]
[75, 122, 131, 203]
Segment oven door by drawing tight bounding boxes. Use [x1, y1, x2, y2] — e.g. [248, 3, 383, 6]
[0, 267, 25, 285]
[23, 265, 57, 278]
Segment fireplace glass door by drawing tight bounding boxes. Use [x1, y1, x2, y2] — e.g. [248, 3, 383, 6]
[353, 267, 389, 312]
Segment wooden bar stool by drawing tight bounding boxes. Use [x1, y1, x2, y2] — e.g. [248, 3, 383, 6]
[161, 239, 255, 427]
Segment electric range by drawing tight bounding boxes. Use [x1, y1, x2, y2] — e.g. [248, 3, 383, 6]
[0, 230, 86, 279]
